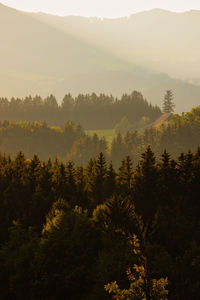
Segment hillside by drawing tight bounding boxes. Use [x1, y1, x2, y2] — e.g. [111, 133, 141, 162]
[0, 3, 131, 76]
[0, 3, 132, 95]
[0, 3, 200, 112]
[32, 9, 200, 79]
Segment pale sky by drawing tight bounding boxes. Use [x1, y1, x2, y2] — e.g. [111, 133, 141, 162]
[1, 0, 200, 18]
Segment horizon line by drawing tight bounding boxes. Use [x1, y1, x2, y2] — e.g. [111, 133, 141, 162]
[1, 2, 200, 19]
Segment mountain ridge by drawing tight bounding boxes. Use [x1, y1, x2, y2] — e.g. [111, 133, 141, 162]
[31, 7, 200, 79]
[0, 3, 200, 112]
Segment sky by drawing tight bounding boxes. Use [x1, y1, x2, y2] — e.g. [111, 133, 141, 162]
[1, 0, 200, 17]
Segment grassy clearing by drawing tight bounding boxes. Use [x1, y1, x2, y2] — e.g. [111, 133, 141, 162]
[86, 129, 115, 144]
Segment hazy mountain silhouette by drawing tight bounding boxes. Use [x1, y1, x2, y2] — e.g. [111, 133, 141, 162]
[0, 3, 200, 112]
[33, 8, 200, 79]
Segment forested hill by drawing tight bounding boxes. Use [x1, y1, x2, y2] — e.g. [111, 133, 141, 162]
[0, 105, 200, 165]
[110, 106, 200, 165]
[0, 3, 200, 111]
[0, 92, 161, 129]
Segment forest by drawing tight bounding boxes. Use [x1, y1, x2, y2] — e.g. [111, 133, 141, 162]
[1, 2, 200, 299]
[0, 92, 161, 129]
[0, 91, 200, 299]
[0, 102, 200, 166]
[0, 147, 200, 299]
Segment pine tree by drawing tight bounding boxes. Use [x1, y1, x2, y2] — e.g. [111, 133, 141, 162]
[162, 90, 175, 113]
[85, 153, 108, 208]
[105, 162, 116, 198]
[158, 150, 178, 205]
[133, 146, 159, 227]
[118, 156, 134, 195]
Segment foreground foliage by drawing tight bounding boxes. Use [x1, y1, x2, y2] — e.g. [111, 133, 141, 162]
[105, 236, 168, 300]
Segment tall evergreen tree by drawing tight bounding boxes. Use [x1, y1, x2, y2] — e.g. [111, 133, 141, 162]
[132, 146, 159, 230]
[162, 90, 175, 113]
[118, 156, 134, 195]
[86, 153, 108, 208]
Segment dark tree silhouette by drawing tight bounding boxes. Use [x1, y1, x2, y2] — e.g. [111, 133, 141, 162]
[162, 90, 175, 113]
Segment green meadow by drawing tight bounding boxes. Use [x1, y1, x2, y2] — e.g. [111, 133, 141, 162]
[86, 129, 115, 145]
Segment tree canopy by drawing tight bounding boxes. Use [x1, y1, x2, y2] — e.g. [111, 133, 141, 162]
[0, 148, 200, 299]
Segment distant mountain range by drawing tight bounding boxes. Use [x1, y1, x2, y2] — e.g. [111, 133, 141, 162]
[32, 9, 200, 79]
[0, 3, 200, 112]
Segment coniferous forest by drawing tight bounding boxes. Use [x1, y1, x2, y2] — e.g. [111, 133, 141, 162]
[0, 90, 200, 299]
[0, 92, 161, 129]
[0, 148, 200, 299]
[1, 2, 200, 299]
[0, 97, 200, 166]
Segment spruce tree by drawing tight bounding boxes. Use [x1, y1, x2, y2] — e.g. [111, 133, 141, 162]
[162, 90, 175, 113]
[86, 153, 107, 208]
[118, 156, 134, 195]
[133, 146, 158, 227]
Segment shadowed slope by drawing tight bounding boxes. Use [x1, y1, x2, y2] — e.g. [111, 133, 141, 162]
[32, 9, 200, 79]
[0, 4, 200, 112]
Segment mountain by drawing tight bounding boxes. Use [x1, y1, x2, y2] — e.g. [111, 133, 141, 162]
[0, 3, 133, 75]
[0, 3, 200, 112]
[32, 9, 200, 79]
[0, 3, 133, 94]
